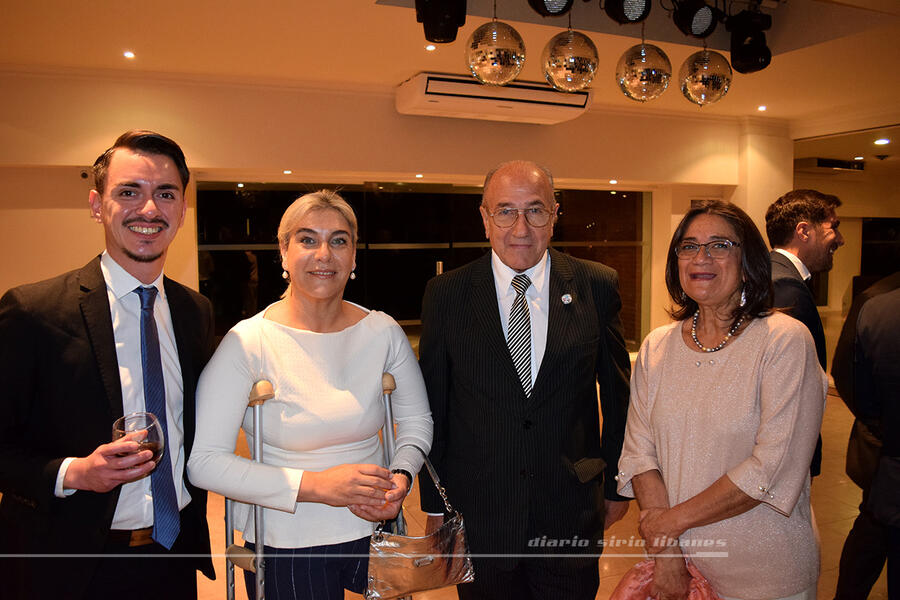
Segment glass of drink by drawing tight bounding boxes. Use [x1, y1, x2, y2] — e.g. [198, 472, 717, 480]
[112, 412, 165, 464]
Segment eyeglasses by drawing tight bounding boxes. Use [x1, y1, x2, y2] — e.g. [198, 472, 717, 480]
[486, 207, 554, 228]
[674, 239, 741, 259]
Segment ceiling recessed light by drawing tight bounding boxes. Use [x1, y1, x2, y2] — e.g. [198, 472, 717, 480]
[123, 51, 135, 59]
[237, 183, 244, 188]
[609, 179, 618, 185]
[415, 173, 424, 178]
[854, 156, 864, 161]
[757, 105, 767, 111]
[874, 138, 890, 145]
[425, 44, 436, 52]
[283, 169, 292, 175]
[611, 191, 617, 195]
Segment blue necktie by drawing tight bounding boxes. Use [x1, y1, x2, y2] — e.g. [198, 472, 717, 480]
[134, 286, 180, 550]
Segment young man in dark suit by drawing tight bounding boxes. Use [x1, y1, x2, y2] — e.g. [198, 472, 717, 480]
[765, 188, 844, 477]
[0, 130, 215, 600]
[418, 160, 631, 599]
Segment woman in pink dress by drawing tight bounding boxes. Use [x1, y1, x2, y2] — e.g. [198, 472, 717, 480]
[616, 200, 826, 600]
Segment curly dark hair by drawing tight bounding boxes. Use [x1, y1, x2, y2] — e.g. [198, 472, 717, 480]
[765, 189, 841, 248]
[92, 130, 189, 194]
[665, 200, 772, 324]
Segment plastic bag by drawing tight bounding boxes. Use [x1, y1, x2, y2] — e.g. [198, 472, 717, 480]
[609, 559, 721, 600]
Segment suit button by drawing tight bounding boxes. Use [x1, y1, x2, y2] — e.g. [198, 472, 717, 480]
[523, 420, 532, 430]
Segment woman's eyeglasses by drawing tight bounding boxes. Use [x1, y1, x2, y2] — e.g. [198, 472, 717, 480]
[675, 239, 741, 259]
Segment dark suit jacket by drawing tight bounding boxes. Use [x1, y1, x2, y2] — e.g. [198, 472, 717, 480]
[418, 249, 631, 571]
[771, 250, 824, 476]
[0, 257, 215, 599]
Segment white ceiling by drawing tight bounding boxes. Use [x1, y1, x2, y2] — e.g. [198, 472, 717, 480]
[2, 0, 899, 160]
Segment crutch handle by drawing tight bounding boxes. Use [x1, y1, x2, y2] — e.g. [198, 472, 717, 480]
[249, 380, 274, 406]
[226, 544, 258, 573]
[382, 373, 396, 394]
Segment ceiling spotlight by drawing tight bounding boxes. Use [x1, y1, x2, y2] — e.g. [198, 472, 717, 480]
[237, 183, 244, 188]
[609, 179, 618, 184]
[874, 138, 890, 145]
[672, 0, 721, 38]
[605, 0, 651, 24]
[425, 44, 436, 51]
[415, 0, 467, 43]
[757, 105, 767, 111]
[854, 156, 864, 160]
[415, 173, 424, 178]
[283, 170, 292, 174]
[123, 51, 135, 59]
[727, 9, 772, 74]
[528, 0, 574, 17]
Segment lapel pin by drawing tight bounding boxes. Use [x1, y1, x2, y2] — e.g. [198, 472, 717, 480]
[561, 293, 572, 305]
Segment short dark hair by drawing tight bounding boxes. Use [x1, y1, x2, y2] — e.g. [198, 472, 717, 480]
[92, 130, 190, 194]
[765, 189, 842, 247]
[665, 200, 772, 323]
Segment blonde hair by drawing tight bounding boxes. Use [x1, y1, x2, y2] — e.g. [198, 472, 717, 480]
[277, 190, 359, 298]
[278, 189, 359, 249]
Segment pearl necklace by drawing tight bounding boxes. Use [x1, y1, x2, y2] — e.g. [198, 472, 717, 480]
[691, 310, 744, 353]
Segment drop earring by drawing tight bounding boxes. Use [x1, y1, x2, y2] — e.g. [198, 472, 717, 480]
[350, 271, 357, 280]
[740, 286, 747, 307]
[282, 270, 289, 281]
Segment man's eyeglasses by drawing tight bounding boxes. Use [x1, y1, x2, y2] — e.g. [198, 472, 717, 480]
[674, 239, 741, 260]
[486, 207, 554, 228]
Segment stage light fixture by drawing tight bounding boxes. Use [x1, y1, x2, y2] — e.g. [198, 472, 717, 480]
[528, 0, 574, 17]
[415, 0, 467, 43]
[673, 0, 719, 38]
[605, 0, 651, 24]
[726, 9, 772, 74]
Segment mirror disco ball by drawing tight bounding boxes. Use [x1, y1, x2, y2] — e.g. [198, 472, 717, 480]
[679, 49, 732, 106]
[541, 30, 598, 92]
[616, 43, 671, 102]
[466, 21, 526, 86]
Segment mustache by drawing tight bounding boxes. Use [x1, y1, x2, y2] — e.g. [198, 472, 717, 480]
[123, 217, 169, 228]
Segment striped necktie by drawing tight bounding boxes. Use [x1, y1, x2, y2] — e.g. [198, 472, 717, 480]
[508, 274, 532, 397]
[134, 286, 180, 550]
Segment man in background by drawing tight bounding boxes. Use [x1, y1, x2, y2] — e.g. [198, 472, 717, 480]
[418, 160, 631, 599]
[0, 130, 215, 599]
[831, 270, 900, 599]
[765, 188, 844, 477]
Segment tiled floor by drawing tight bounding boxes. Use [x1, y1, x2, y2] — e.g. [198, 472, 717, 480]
[198, 310, 888, 599]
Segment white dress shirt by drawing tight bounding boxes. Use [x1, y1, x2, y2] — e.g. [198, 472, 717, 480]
[774, 248, 812, 281]
[491, 249, 551, 384]
[55, 252, 191, 530]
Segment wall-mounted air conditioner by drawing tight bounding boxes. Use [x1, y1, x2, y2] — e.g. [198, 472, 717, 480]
[395, 72, 592, 125]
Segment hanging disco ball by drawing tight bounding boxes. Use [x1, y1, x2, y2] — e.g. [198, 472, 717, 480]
[615, 43, 671, 102]
[679, 49, 732, 106]
[541, 30, 599, 92]
[465, 21, 526, 86]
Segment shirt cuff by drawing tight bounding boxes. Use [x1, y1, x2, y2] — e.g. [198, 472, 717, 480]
[55, 457, 78, 498]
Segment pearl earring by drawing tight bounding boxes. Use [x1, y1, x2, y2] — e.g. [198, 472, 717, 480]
[282, 270, 289, 281]
[350, 271, 357, 280]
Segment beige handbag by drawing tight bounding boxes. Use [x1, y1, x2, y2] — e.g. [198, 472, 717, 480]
[365, 456, 475, 599]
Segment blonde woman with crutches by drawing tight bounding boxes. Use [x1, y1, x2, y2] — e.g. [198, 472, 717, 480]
[188, 190, 433, 600]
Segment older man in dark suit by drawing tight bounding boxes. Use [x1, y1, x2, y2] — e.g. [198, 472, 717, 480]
[418, 160, 631, 599]
[0, 131, 214, 600]
[765, 189, 844, 477]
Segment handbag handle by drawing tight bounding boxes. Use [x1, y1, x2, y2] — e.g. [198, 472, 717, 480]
[396, 444, 457, 516]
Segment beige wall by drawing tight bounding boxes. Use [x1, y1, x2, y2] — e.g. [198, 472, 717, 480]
[7, 70, 884, 340]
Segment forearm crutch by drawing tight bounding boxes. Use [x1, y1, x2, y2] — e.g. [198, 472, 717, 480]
[225, 379, 274, 600]
[381, 372, 406, 535]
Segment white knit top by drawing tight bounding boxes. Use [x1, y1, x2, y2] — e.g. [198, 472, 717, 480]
[188, 304, 433, 548]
